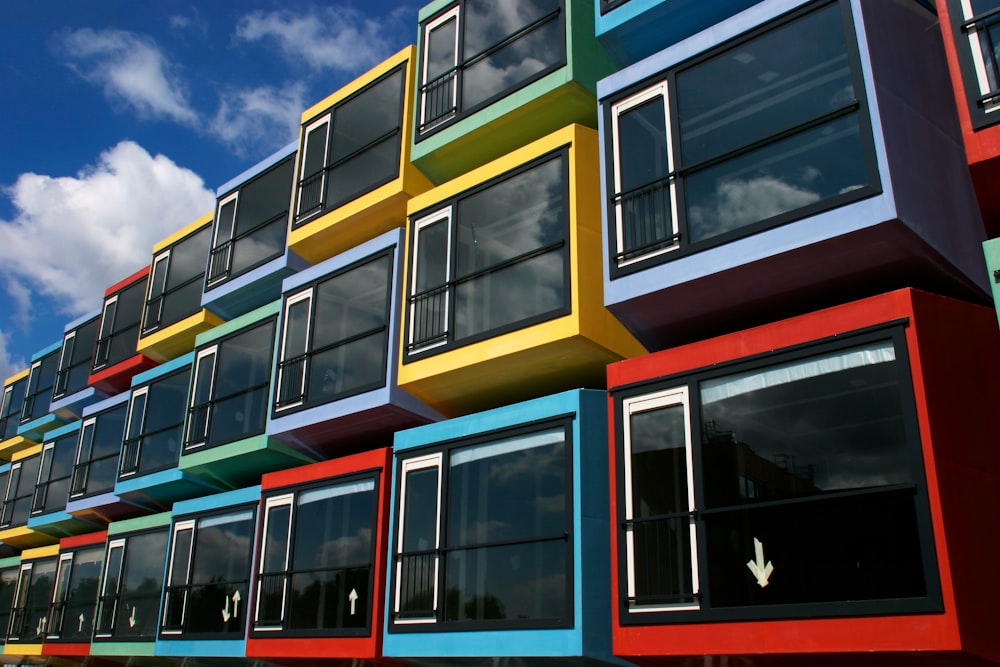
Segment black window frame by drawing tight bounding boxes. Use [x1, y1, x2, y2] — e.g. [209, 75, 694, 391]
[53, 315, 101, 401]
[31, 431, 77, 517]
[251, 471, 381, 637]
[6, 556, 58, 643]
[0, 454, 41, 529]
[160, 503, 258, 639]
[186, 316, 277, 451]
[0, 377, 27, 442]
[599, 0, 630, 14]
[273, 250, 393, 415]
[92, 278, 146, 372]
[947, 0, 1000, 129]
[611, 323, 942, 624]
[119, 367, 191, 480]
[45, 544, 105, 642]
[603, 0, 881, 279]
[292, 65, 407, 227]
[403, 148, 571, 361]
[206, 155, 295, 289]
[142, 224, 212, 335]
[93, 527, 170, 641]
[20, 349, 59, 425]
[70, 401, 127, 501]
[415, 0, 567, 140]
[389, 418, 574, 633]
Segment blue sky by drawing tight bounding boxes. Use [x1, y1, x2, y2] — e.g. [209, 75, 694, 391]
[0, 0, 422, 380]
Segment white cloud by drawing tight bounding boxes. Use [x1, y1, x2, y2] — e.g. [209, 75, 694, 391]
[209, 82, 306, 157]
[688, 176, 822, 241]
[234, 6, 402, 73]
[0, 141, 215, 319]
[0, 329, 25, 383]
[57, 27, 198, 125]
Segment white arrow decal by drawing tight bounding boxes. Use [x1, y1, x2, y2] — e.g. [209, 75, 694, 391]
[78, 613, 85, 633]
[128, 606, 137, 628]
[36, 616, 46, 636]
[746, 537, 774, 588]
[232, 590, 241, 618]
[348, 588, 359, 616]
[221, 594, 231, 623]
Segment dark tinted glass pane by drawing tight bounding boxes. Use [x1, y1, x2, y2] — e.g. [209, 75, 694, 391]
[82, 404, 127, 496]
[64, 318, 100, 394]
[209, 388, 267, 447]
[7, 457, 40, 527]
[166, 227, 211, 290]
[302, 122, 329, 179]
[230, 215, 286, 276]
[454, 248, 564, 340]
[705, 488, 925, 607]
[39, 434, 76, 514]
[426, 16, 457, 81]
[60, 547, 103, 640]
[414, 219, 449, 292]
[700, 340, 910, 508]
[261, 504, 291, 574]
[684, 114, 869, 243]
[617, 95, 670, 193]
[971, 0, 1000, 15]
[288, 566, 369, 630]
[630, 403, 688, 518]
[292, 481, 375, 571]
[214, 321, 274, 399]
[144, 372, 189, 433]
[330, 69, 403, 163]
[159, 279, 204, 329]
[215, 199, 237, 245]
[463, 0, 560, 57]
[282, 297, 310, 362]
[307, 332, 386, 404]
[234, 156, 294, 237]
[327, 135, 400, 208]
[447, 430, 565, 547]
[401, 468, 438, 552]
[117, 530, 168, 638]
[456, 156, 565, 278]
[677, 3, 853, 166]
[461, 13, 561, 110]
[186, 511, 254, 635]
[20, 560, 57, 642]
[312, 254, 391, 350]
[170, 529, 193, 586]
[443, 540, 565, 622]
[0, 567, 16, 639]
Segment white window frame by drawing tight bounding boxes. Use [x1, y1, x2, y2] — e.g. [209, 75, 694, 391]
[254, 493, 294, 630]
[93, 294, 119, 369]
[610, 81, 679, 267]
[31, 440, 56, 516]
[393, 453, 443, 624]
[47, 552, 74, 639]
[208, 192, 239, 286]
[1, 384, 12, 422]
[419, 6, 461, 132]
[162, 519, 195, 635]
[9, 562, 33, 640]
[20, 359, 43, 423]
[71, 416, 97, 499]
[275, 289, 313, 412]
[144, 251, 171, 332]
[621, 386, 700, 613]
[296, 115, 332, 219]
[1, 460, 22, 528]
[54, 330, 76, 398]
[408, 208, 452, 353]
[95, 538, 126, 638]
[186, 346, 219, 448]
[121, 386, 149, 478]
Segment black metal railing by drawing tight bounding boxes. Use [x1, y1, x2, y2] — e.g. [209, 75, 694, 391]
[625, 512, 696, 607]
[296, 170, 325, 219]
[614, 176, 679, 262]
[119, 436, 143, 476]
[206, 242, 233, 286]
[395, 550, 436, 618]
[185, 403, 211, 447]
[94, 594, 118, 636]
[419, 69, 458, 130]
[254, 572, 285, 628]
[407, 285, 448, 352]
[275, 354, 307, 408]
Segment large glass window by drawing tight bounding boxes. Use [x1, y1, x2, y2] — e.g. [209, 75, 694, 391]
[406, 152, 568, 357]
[1, 454, 41, 529]
[20, 350, 59, 424]
[294, 66, 405, 224]
[606, 1, 879, 272]
[274, 252, 391, 412]
[208, 156, 294, 287]
[392, 424, 571, 628]
[120, 369, 190, 478]
[46, 546, 104, 641]
[71, 403, 127, 500]
[142, 225, 212, 334]
[253, 476, 377, 634]
[92, 279, 146, 371]
[7, 558, 57, 642]
[161, 508, 256, 637]
[417, 0, 565, 135]
[31, 432, 77, 516]
[0, 564, 18, 641]
[951, 0, 1000, 126]
[0, 377, 27, 442]
[53, 316, 100, 400]
[187, 318, 275, 449]
[94, 529, 169, 640]
[616, 330, 938, 621]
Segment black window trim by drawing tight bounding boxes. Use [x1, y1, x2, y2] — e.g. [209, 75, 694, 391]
[388, 416, 576, 633]
[272, 248, 394, 417]
[31, 432, 76, 517]
[603, 0, 882, 280]
[402, 147, 572, 362]
[142, 225, 211, 336]
[291, 64, 407, 228]
[415, 0, 568, 142]
[119, 367, 191, 480]
[70, 402, 127, 501]
[611, 322, 942, 624]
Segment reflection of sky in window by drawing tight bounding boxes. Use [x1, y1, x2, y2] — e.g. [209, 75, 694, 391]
[214, 320, 274, 398]
[190, 511, 254, 584]
[294, 480, 375, 572]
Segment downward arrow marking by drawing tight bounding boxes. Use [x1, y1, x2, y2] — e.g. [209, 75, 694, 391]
[746, 537, 774, 588]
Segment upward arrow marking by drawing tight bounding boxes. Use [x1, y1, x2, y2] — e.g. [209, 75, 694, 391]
[746, 537, 774, 588]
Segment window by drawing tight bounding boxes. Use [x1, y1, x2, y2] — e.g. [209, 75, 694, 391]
[600, 0, 630, 14]
[0, 377, 27, 441]
[53, 316, 100, 400]
[187, 318, 275, 449]
[120, 369, 190, 478]
[606, 1, 879, 273]
[254, 475, 377, 634]
[94, 529, 169, 640]
[293, 67, 405, 225]
[405, 152, 568, 357]
[0, 564, 18, 640]
[20, 350, 59, 424]
[46, 546, 104, 641]
[275, 252, 391, 412]
[142, 225, 212, 334]
[615, 329, 939, 621]
[1, 455, 41, 529]
[71, 403, 127, 500]
[162, 508, 256, 637]
[951, 0, 1000, 127]
[92, 279, 146, 371]
[417, 0, 565, 135]
[31, 432, 77, 516]
[7, 558, 57, 642]
[208, 156, 294, 287]
[392, 423, 571, 629]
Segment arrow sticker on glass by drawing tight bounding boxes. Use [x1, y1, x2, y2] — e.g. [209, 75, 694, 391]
[348, 588, 359, 615]
[746, 537, 774, 587]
